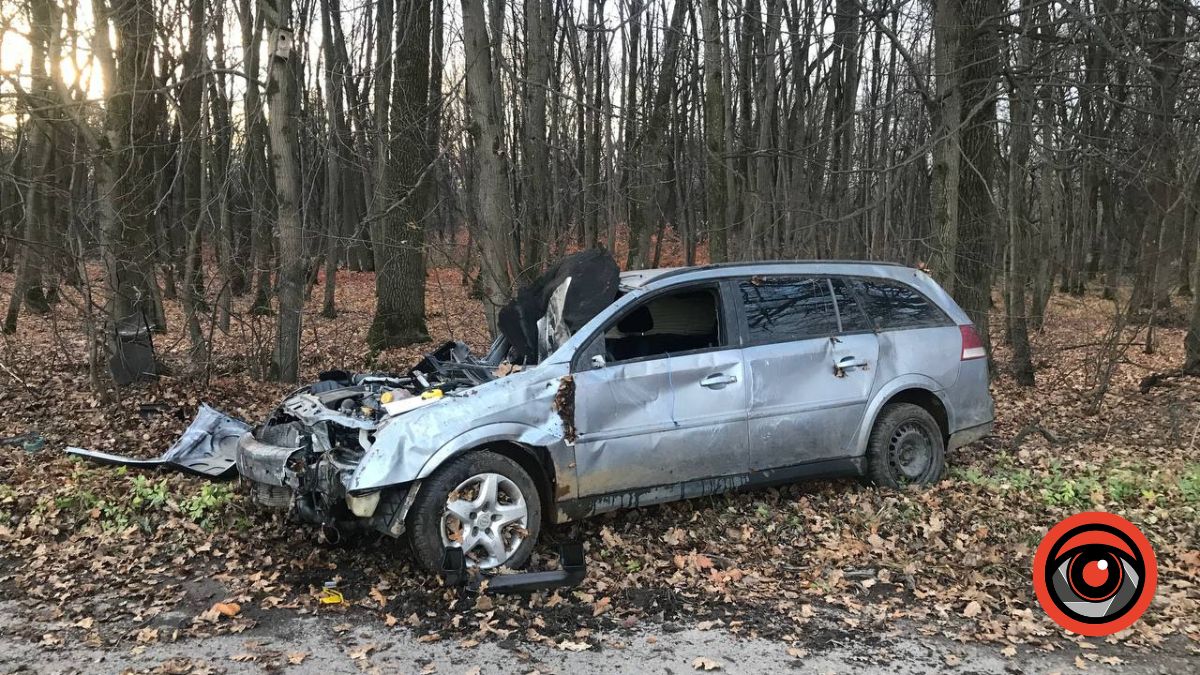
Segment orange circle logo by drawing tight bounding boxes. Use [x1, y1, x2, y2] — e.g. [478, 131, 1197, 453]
[1032, 512, 1156, 636]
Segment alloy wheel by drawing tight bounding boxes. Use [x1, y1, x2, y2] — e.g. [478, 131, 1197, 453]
[440, 472, 529, 569]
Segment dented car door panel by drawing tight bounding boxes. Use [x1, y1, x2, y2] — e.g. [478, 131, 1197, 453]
[745, 333, 879, 470]
[573, 349, 750, 497]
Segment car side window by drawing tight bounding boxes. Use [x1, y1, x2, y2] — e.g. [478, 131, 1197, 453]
[852, 277, 950, 330]
[830, 278, 873, 332]
[739, 276, 839, 343]
[597, 286, 724, 364]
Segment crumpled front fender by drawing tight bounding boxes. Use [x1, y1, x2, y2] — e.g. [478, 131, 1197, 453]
[412, 422, 563, 480]
[346, 364, 573, 494]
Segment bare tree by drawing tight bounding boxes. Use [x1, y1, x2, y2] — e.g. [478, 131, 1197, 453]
[262, 0, 305, 382]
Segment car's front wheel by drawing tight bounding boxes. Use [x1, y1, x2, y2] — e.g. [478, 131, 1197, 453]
[864, 402, 945, 488]
[406, 450, 541, 572]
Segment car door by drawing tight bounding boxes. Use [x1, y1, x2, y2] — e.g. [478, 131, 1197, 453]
[738, 276, 880, 471]
[571, 281, 750, 498]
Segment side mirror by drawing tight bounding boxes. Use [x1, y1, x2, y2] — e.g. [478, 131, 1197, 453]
[590, 354, 606, 370]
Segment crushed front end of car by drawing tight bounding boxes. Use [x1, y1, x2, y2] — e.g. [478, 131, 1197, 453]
[236, 340, 505, 541]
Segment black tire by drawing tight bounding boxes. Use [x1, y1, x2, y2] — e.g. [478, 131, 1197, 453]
[406, 450, 542, 573]
[865, 403, 945, 488]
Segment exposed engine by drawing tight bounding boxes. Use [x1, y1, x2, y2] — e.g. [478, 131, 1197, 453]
[244, 340, 506, 532]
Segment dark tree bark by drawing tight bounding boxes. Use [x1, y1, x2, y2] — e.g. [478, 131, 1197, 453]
[700, 0, 726, 262]
[178, 0, 209, 362]
[98, 0, 164, 337]
[461, 0, 519, 332]
[1005, 0, 1035, 386]
[368, 0, 433, 349]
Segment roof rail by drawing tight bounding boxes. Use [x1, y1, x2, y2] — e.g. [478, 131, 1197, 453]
[647, 259, 909, 283]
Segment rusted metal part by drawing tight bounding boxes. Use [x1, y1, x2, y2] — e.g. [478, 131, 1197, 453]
[553, 375, 577, 443]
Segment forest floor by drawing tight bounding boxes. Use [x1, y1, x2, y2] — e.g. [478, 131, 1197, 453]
[0, 263, 1198, 674]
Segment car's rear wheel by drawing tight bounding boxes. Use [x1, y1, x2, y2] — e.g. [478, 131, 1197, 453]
[406, 450, 541, 572]
[865, 403, 945, 488]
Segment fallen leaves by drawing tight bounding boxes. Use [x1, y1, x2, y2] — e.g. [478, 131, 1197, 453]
[0, 275, 1196, 667]
[692, 656, 723, 671]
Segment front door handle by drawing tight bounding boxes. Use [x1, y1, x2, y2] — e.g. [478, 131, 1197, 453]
[834, 355, 869, 376]
[700, 373, 738, 389]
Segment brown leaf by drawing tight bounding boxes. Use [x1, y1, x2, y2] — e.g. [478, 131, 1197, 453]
[212, 602, 241, 618]
[369, 586, 388, 607]
[591, 596, 611, 617]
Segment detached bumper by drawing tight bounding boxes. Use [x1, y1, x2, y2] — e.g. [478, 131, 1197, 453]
[948, 420, 993, 451]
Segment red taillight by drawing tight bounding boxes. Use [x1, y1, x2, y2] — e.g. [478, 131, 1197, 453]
[960, 324, 986, 360]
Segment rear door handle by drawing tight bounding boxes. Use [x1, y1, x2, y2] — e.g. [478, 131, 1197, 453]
[700, 373, 738, 389]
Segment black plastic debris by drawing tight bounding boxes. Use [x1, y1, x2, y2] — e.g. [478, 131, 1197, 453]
[498, 248, 620, 363]
[0, 431, 45, 453]
[441, 542, 587, 594]
[110, 311, 157, 385]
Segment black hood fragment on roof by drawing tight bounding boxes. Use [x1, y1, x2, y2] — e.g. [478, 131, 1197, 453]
[498, 248, 620, 363]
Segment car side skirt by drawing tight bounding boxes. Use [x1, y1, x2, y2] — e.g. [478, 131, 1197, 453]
[554, 456, 864, 523]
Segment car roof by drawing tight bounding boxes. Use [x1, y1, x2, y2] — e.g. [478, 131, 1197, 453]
[619, 260, 913, 289]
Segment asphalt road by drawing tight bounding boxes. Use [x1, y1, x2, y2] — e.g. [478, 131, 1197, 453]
[1, 601, 1194, 674]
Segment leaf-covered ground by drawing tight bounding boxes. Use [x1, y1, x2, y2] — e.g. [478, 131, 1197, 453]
[0, 263, 1197, 672]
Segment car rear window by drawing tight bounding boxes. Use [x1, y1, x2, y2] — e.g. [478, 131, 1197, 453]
[851, 277, 950, 330]
[739, 276, 839, 342]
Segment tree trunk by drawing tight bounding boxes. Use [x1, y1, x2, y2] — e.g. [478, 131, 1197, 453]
[521, 0, 555, 275]
[240, 0, 273, 314]
[179, 0, 209, 363]
[700, 0, 726, 263]
[96, 0, 164, 342]
[1005, 0, 1035, 386]
[368, 0, 433, 349]
[461, 0, 519, 332]
[264, 0, 305, 382]
[319, 0, 350, 319]
[930, 0, 962, 289]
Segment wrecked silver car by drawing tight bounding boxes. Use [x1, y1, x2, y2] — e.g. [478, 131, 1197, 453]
[72, 254, 994, 572]
[236, 256, 994, 571]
